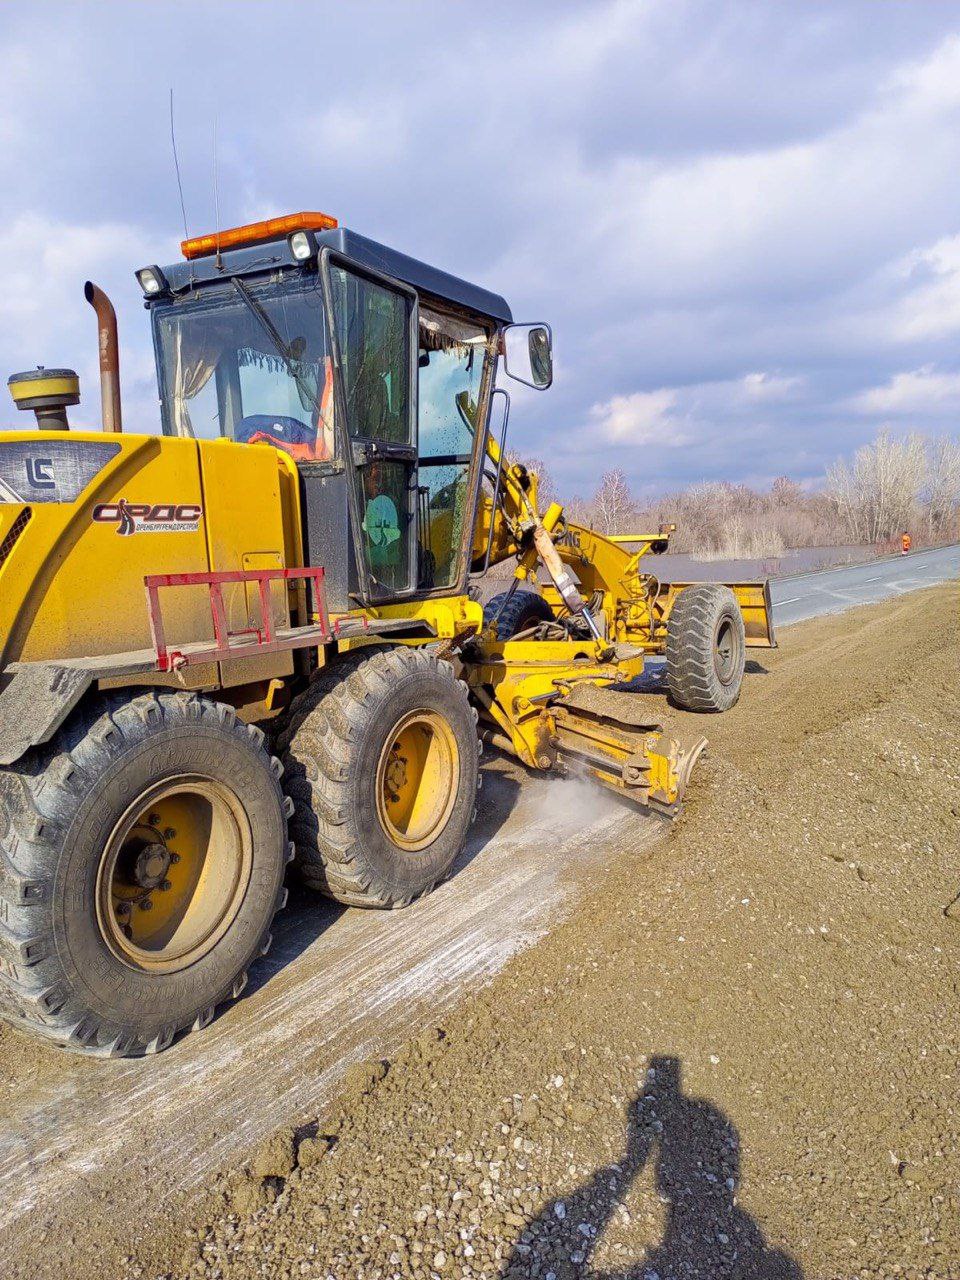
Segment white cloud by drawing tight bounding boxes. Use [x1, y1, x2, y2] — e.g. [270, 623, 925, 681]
[740, 372, 803, 401]
[307, 103, 407, 167]
[585, 370, 804, 454]
[889, 32, 960, 113]
[891, 233, 960, 341]
[497, 26, 960, 315]
[2, 3, 960, 487]
[589, 388, 690, 445]
[850, 365, 960, 415]
[0, 214, 164, 432]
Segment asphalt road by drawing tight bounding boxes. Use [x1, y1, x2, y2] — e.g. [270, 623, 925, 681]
[770, 542, 959, 627]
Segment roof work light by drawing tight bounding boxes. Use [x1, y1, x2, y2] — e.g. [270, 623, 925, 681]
[135, 266, 169, 297]
[288, 230, 315, 261]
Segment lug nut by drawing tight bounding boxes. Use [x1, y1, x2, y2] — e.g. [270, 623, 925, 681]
[138, 898, 153, 911]
[163, 827, 176, 840]
[169, 852, 180, 864]
[160, 879, 172, 892]
[148, 813, 161, 826]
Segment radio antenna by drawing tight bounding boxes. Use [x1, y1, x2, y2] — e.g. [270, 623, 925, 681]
[213, 111, 222, 269]
[169, 89, 190, 244]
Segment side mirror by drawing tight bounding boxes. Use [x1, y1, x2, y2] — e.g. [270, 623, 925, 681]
[503, 323, 553, 389]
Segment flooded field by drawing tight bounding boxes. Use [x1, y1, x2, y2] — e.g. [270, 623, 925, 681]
[480, 543, 883, 600]
[649, 542, 878, 580]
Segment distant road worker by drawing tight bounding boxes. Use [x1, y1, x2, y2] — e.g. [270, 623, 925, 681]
[901, 530, 912, 555]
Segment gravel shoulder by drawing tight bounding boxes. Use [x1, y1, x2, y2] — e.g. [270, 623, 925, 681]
[6, 582, 960, 1280]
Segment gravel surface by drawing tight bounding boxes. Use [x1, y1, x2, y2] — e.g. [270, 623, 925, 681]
[7, 583, 960, 1280]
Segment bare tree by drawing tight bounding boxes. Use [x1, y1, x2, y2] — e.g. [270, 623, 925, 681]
[485, 429, 959, 572]
[772, 475, 803, 506]
[923, 434, 960, 540]
[564, 493, 594, 526]
[592, 469, 636, 534]
[827, 431, 927, 543]
[636, 480, 786, 559]
[519, 455, 555, 511]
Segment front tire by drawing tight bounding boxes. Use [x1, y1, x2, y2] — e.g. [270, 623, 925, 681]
[482, 589, 554, 639]
[0, 692, 289, 1057]
[665, 584, 746, 712]
[280, 646, 479, 908]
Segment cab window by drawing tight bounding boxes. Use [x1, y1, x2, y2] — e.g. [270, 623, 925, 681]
[417, 307, 491, 589]
[329, 267, 411, 445]
[328, 264, 416, 597]
[154, 277, 335, 462]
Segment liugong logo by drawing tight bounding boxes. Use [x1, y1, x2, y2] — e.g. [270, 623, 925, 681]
[92, 499, 203, 536]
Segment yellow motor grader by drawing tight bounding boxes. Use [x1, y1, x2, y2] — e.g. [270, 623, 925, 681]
[0, 212, 773, 1056]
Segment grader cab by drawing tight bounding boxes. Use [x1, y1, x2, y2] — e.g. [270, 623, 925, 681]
[0, 211, 773, 1057]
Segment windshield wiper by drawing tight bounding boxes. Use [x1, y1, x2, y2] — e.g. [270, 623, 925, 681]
[231, 277, 321, 416]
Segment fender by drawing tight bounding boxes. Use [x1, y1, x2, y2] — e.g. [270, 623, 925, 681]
[0, 662, 94, 766]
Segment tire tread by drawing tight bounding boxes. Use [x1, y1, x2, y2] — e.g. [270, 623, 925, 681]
[665, 584, 745, 713]
[0, 691, 288, 1057]
[482, 590, 554, 639]
[282, 646, 478, 907]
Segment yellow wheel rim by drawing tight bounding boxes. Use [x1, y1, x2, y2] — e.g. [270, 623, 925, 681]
[375, 710, 460, 852]
[96, 776, 253, 973]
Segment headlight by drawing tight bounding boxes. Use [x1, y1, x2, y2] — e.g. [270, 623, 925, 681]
[135, 266, 168, 297]
[289, 231, 315, 262]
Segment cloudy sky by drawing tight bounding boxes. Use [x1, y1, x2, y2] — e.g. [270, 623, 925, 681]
[2, 1, 959, 498]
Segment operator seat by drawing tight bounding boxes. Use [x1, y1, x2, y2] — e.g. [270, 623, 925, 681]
[235, 414, 321, 460]
[235, 359, 336, 461]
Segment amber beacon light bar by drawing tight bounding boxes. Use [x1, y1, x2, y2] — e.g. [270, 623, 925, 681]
[180, 211, 339, 261]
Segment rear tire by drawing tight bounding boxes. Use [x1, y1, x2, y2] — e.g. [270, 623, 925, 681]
[665, 584, 745, 712]
[483, 589, 554, 639]
[0, 691, 289, 1057]
[280, 646, 479, 908]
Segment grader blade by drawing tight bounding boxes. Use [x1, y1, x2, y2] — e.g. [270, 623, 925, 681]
[550, 683, 707, 815]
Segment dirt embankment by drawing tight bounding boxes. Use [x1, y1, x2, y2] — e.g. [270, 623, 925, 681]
[17, 584, 960, 1279]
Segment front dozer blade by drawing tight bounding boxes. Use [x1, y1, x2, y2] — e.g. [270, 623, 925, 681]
[550, 683, 707, 815]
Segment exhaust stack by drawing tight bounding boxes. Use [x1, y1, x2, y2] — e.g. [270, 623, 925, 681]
[84, 281, 122, 433]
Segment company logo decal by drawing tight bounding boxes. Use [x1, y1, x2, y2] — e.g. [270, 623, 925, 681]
[0, 440, 121, 505]
[25, 457, 56, 490]
[92, 499, 203, 536]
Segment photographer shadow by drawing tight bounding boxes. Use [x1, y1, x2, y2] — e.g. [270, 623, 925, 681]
[506, 1055, 801, 1279]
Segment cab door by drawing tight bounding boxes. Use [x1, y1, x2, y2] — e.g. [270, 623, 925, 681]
[324, 255, 418, 601]
[416, 306, 493, 591]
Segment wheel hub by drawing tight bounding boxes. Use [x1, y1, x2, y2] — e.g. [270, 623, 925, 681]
[714, 617, 736, 683]
[132, 841, 172, 890]
[384, 749, 409, 802]
[375, 710, 460, 852]
[96, 777, 253, 974]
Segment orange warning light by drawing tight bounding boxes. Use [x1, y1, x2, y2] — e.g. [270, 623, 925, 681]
[181, 211, 339, 260]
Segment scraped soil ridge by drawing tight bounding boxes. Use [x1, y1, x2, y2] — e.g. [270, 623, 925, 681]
[6, 584, 960, 1279]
